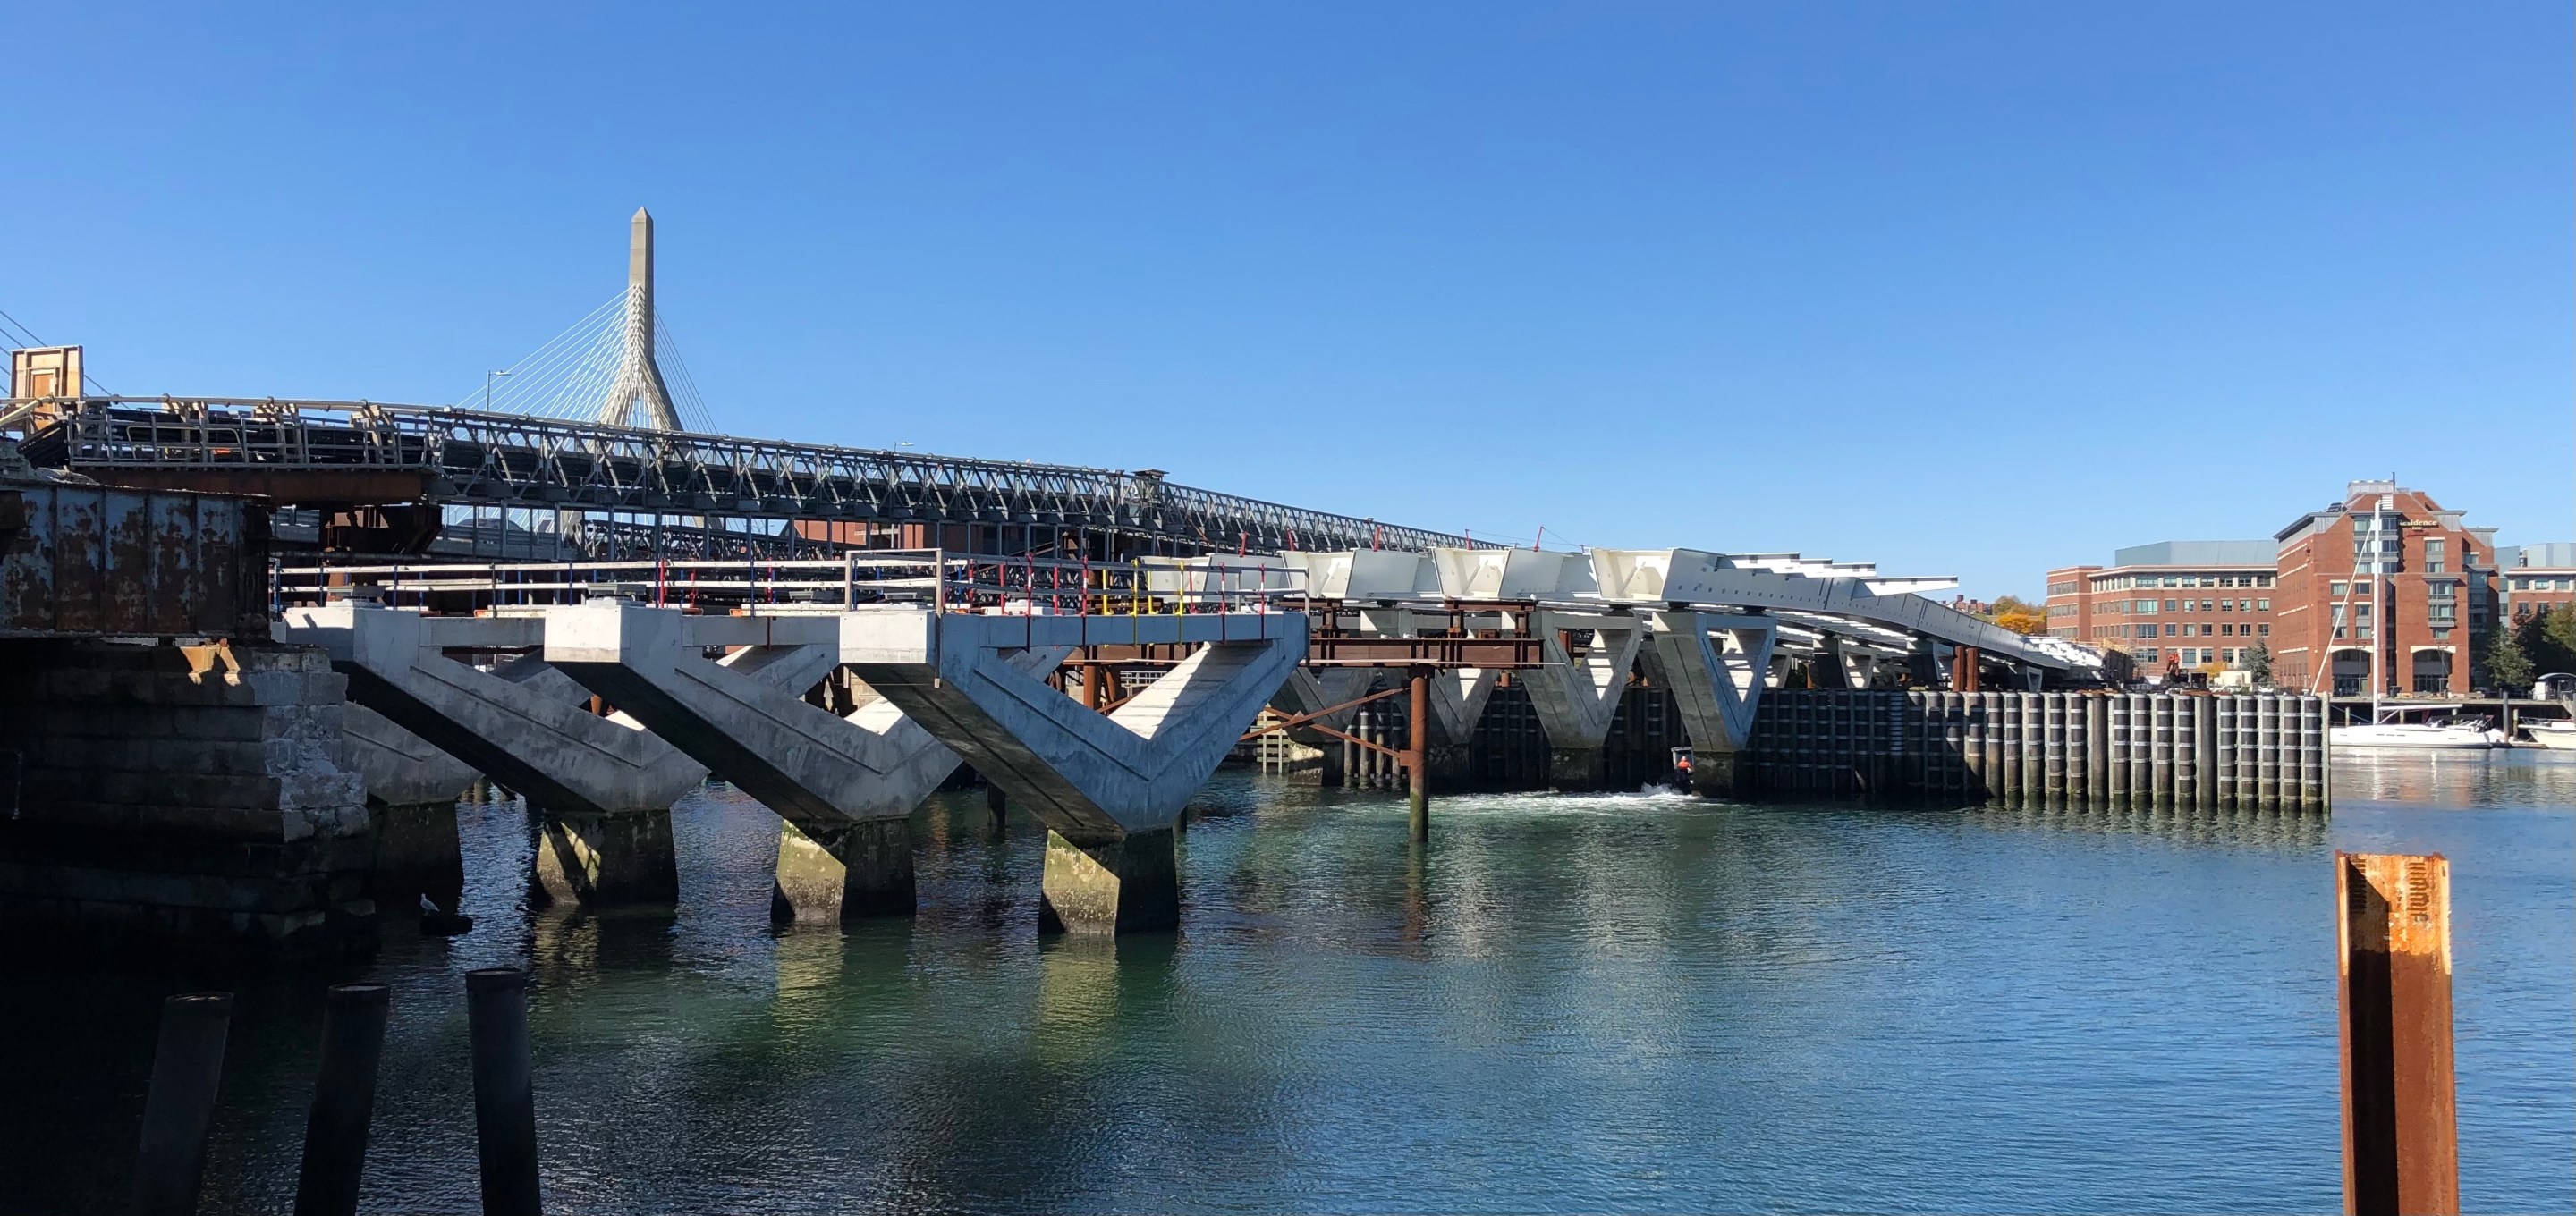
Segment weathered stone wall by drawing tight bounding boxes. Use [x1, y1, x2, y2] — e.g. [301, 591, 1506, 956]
[0, 639, 377, 960]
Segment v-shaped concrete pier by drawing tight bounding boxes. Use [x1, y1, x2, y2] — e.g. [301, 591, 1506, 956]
[843, 610, 1306, 934]
[543, 601, 1063, 923]
[1521, 611, 1646, 790]
[277, 604, 707, 908]
[1635, 611, 1777, 794]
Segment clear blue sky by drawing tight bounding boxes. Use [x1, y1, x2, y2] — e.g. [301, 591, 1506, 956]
[4, 4, 2567, 596]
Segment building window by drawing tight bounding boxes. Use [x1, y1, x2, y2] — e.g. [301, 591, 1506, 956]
[2256, 598, 2270, 612]
[2425, 538, 2445, 574]
[2164, 623, 2177, 637]
[2258, 623, 2270, 636]
[2330, 581, 2348, 597]
[2163, 599, 2178, 612]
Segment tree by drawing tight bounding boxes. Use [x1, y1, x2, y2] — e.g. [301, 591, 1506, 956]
[2514, 605, 2576, 678]
[2487, 627, 2535, 695]
[2246, 641, 2273, 686]
[1987, 595, 2047, 637]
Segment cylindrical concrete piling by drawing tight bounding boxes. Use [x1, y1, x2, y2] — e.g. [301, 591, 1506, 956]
[2236, 698, 2262, 807]
[2194, 697, 2219, 811]
[1941, 692, 1965, 795]
[2174, 696, 2197, 807]
[466, 968, 542, 1216]
[131, 992, 234, 1216]
[1964, 694, 1988, 796]
[2216, 697, 2238, 809]
[2065, 695, 2089, 803]
[2128, 694, 2153, 796]
[1982, 693, 2005, 796]
[2083, 696, 2108, 802]
[2257, 697, 2282, 808]
[2299, 697, 2326, 807]
[2021, 696, 2045, 801]
[2043, 695, 2067, 800]
[2149, 696, 2175, 804]
[1999, 694, 2022, 801]
[2108, 696, 2131, 802]
[295, 984, 390, 1216]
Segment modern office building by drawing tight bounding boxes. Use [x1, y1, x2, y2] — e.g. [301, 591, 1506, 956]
[2043, 540, 2277, 671]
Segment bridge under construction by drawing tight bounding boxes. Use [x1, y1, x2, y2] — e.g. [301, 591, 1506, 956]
[0, 209, 2258, 964]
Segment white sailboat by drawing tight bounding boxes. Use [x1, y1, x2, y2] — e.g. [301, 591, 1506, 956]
[2323, 503, 2503, 750]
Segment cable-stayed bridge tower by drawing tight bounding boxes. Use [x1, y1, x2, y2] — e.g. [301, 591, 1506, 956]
[602, 207, 682, 431]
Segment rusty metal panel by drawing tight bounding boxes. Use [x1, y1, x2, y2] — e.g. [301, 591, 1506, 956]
[2338, 851, 2458, 1216]
[0, 477, 267, 639]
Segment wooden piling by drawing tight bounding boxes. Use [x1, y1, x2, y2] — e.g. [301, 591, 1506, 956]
[466, 968, 542, 1216]
[294, 984, 390, 1216]
[2337, 852, 2458, 1216]
[131, 992, 233, 1216]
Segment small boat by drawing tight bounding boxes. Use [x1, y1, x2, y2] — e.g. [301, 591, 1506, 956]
[2330, 709, 2505, 750]
[2522, 720, 2576, 750]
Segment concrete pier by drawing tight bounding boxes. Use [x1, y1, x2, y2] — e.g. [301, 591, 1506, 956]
[277, 604, 705, 908]
[843, 610, 1304, 934]
[0, 641, 377, 960]
[545, 601, 1066, 922]
[343, 704, 478, 908]
[1638, 610, 1776, 795]
[1521, 612, 1643, 791]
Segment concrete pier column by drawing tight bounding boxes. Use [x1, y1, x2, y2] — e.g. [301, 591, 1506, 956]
[843, 610, 1304, 936]
[1038, 829, 1181, 934]
[1522, 612, 1646, 792]
[0, 641, 377, 960]
[533, 808, 679, 907]
[773, 818, 912, 923]
[278, 604, 706, 910]
[543, 601, 996, 922]
[1635, 611, 1775, 798]
[373, 801, 466, 911]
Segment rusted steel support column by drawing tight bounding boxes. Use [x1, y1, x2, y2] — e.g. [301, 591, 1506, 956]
[1082, 662, 1106, 712]
[1953, 646, 1980, 692]
[1406, 669, 1429, 842]
[2337, 852, 2458, 1216]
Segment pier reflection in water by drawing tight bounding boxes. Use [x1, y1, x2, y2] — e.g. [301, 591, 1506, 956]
[2, 756, 2568, 1213]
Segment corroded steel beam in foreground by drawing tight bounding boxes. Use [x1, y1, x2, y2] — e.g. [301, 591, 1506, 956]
[2336, 851, 2458, 1216]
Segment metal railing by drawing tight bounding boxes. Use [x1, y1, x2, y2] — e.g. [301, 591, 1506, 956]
[273, 550, 1314, 617]
[11, 396, 1479, 555]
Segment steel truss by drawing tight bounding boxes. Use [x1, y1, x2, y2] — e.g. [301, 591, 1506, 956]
[13, 397, 1477, 555]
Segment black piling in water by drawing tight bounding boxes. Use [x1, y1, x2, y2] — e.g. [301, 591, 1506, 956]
[131, 992, 233, 1216]
[292, 984, 390, 1216]
[465, 967, 542, 1216]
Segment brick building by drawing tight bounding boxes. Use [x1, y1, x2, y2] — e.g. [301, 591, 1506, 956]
[2043, 540, 2277, 671]
[2498, 542, 2576, 623]
[2272, 481, 2498, 697]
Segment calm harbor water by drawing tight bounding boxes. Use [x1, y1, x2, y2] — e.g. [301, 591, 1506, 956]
[4, 753, 2570, 1214]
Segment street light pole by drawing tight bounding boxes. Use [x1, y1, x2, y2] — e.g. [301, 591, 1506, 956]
[485, 369, 511, 411]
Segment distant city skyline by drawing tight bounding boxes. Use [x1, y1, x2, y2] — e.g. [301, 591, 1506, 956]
[2, 3, 2567, 596]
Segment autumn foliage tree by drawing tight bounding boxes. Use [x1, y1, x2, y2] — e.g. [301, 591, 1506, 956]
[1987, 595, 2047, 637]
